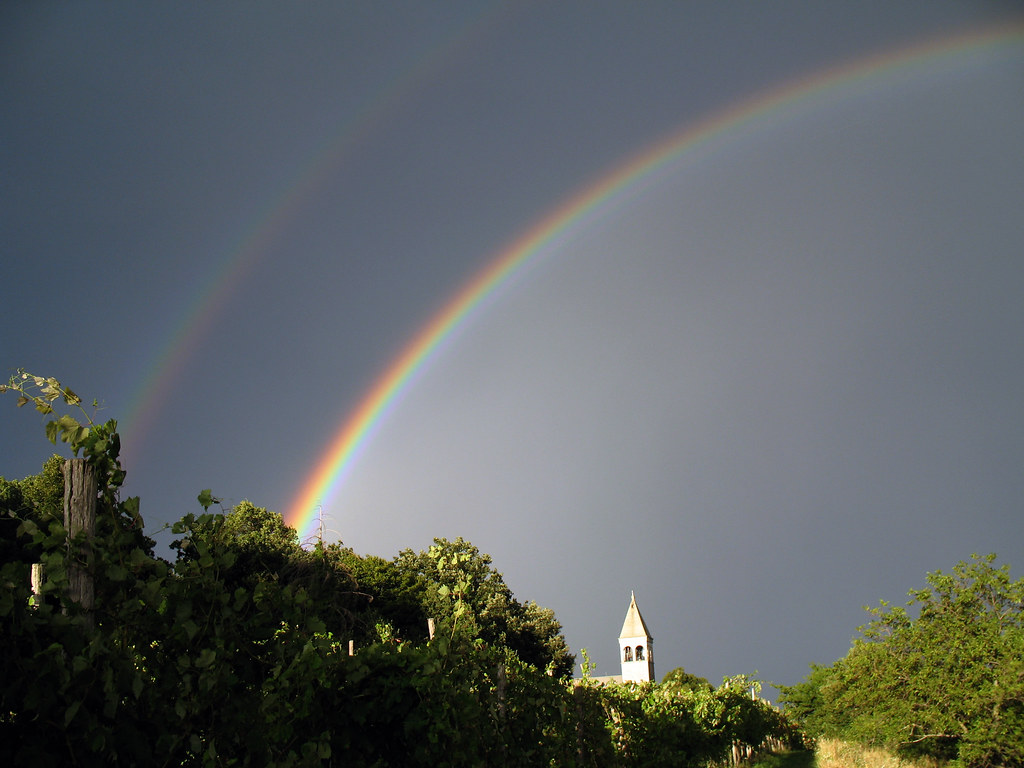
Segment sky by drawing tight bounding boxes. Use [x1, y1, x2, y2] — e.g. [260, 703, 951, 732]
[3, 1, 1024, 699]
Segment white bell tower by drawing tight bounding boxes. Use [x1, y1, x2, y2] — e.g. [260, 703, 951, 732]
[619, 591, 654, 683]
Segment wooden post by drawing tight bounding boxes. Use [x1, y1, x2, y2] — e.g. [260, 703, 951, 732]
[494, 663, 509, 762]
[573, 684, 586, 764]
[29, 562, 44, 608]
[427, 617, 435, 640]
[63, 458, 96, 628]
[348, 639, 355, 656]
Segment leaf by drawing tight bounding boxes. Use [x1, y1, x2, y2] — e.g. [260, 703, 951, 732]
[129, 547, 150, 567]
[16, 395, 28, 408]
[71, 425, 88, 447]
[195, 648, 217, 668]
[65, 700, 81, 727]
[197, 488, 220, 511]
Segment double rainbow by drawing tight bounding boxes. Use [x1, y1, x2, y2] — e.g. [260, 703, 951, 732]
[283, 23, 1023, 538]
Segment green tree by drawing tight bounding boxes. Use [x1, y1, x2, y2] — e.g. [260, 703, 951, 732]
[6, 371, 805, 766]
[332, 547, 433, 644]
[1, 454, 64, 565]
[173, 500, 360, 639]
[662, 666, 713, 693]
[781, 554, 1024, 767]
[776, 662, 833, 737]
[394, 537, 575, 676]
[174, 499, 302, 573]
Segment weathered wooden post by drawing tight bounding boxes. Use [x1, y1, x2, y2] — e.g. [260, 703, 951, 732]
[63, 458, 96, 628]
[29, 562, 44, 608]
[494, 663, 509, 761]
[427, 617, 435, 640]
[573, 684, 586, 764]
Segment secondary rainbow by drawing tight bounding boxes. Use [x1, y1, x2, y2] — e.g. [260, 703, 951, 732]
[116, 5, 505, 463]
[285, 22, 1024, 539]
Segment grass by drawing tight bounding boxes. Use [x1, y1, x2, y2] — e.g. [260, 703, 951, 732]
[746, 739, 945, 768]
[814, 738, 944, 768]
[747, 749, 816, 768]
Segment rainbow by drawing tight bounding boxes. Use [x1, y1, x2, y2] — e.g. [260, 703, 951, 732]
[117, 5, 506, 462]
[285, 21, 1023, 538]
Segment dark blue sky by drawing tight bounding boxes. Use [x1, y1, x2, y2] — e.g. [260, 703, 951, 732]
[3, 1, 1023, 696]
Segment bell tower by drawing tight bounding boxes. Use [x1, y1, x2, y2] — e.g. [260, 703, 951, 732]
[619, 591, 654, 683]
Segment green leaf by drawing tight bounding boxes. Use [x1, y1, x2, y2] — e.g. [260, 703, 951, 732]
[129, 547, 150, 567]
[195, 648, 217, 668]
[197, 489, 218, 511]
[65, 700, 81, 727]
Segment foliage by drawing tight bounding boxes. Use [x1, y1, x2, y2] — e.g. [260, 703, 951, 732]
[780, 555, 1024, 768]
[1, 454, 64, 565]
[662, 665, 713, 693]
[2, 371, 797, 766]
[332, 547, 433, 644]
[575, 674, 791, 768]
[775, 662, 833, 739]
[394, 536, 576, 677]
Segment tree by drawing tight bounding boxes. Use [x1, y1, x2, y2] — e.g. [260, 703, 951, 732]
[329, 547, 433, 644]
[394, 537, 575, 676]
[780, 554, 1024, 767]
[1, 454, 64, 565]
[4, 372, 806, 765]
[661, 666, 713, 693]
[775, 662, 833, 737]
[172, 500, 361, 640]
[174, 499, 301, 571]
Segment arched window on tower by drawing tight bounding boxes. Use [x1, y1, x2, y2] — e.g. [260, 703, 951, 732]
[623, 646, 633, 662]
[635, 645, 645, 661]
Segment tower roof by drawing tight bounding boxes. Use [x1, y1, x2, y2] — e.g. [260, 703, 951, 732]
[619, 591, 652, 641]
